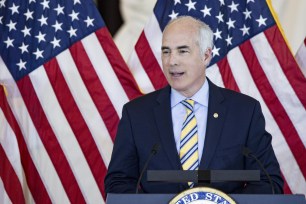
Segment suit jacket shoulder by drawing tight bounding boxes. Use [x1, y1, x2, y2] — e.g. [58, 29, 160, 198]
[123, 85, 171, 111]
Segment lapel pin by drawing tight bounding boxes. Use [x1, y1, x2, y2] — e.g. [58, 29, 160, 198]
[213, 113, 218, 118]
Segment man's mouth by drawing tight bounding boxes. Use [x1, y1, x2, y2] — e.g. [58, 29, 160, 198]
[170, 71, 184, 77]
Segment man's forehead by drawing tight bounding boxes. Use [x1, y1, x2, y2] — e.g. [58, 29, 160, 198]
[164, 18, 198, 32]
[162, 29, 198, 48]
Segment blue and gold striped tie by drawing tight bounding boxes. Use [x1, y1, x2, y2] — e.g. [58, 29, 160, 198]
[180, 99, 199, 187]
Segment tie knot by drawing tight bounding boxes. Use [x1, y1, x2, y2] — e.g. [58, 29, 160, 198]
[181, 99, 195, 111]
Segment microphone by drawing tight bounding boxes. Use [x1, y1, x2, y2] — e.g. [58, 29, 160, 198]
[135, 143, 160, 194]
[242, 146, 275, 194]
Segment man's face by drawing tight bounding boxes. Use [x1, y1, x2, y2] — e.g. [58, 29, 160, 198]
[161, 19, 211, 97]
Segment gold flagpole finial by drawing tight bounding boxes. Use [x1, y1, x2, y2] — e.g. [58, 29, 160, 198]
[1, 83, 8, 97]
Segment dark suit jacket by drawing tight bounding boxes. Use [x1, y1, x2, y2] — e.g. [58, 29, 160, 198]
[104, 78, 283, 194]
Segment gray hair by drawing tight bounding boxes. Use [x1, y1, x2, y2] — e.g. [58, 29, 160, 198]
[164, 16, 214, 56]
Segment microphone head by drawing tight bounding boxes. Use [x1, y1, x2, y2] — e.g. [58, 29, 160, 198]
[152, 144, 160, 155]
[242, 146, 251, 157]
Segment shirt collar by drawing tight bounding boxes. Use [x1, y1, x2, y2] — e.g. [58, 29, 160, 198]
[171, 79, 209, 108]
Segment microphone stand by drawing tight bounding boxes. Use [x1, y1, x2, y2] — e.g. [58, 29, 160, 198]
[135, 144, 160, 193]
[243, 147, 275, 194]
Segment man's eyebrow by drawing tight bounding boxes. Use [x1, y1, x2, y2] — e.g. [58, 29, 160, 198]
[161, 45, 190, 50]
[161, 46, 169, 50]
[177, 45, 189, 49]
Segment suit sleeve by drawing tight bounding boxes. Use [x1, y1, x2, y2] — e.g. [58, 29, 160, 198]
[104, 104, 139, 194]
[241, 101, 284, 194]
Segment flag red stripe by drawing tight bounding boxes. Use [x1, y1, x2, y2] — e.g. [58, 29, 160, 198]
[69, 41, 119, 142]
[240, 40, 306, 179]
[44, 59, 107, 199]
[16, 76, 86, 203]
[0, 145, 25, 204]
[96, 28, 142, 100]
[264, 26, 306, 108]
[135, 32, 168, 90]
[217, 58, 240, 92]
[0, 87, 51, 203]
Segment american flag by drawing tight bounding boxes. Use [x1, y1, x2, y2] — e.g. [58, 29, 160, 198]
[296, 38, 306, 77]
[128, 0, 306, 194]
[0, 0, 140, 203]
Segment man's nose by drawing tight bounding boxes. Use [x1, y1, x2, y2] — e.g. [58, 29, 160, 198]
[169, 53, 178, 66]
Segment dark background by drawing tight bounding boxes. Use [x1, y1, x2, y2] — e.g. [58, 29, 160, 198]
[97, 0, 123, 36]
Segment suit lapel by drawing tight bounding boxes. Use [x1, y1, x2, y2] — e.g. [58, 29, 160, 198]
[154, 86, 182, 170]
[200, 79, 227, 169]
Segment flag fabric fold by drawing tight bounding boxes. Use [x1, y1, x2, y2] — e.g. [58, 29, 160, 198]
[128, 0, 306, 194]
[0, 0, 141, 203]
[295, 38, 306, 77]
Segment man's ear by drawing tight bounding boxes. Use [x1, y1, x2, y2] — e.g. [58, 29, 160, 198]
[203, 48, 212, 66]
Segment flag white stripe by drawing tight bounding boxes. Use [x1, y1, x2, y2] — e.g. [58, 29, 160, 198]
[0, 110, 34, 203]
[144, 15, 163, 69]
[0, 178, 12, 204]
[82, 33, 129, 117]
[30, 66, 104, 203]
[295, 42, 306, 78]
[0, 58, 69, 204]
[206, 64, 225, 88]
[251, 34, 306, 147]
[227, 47, 306, 193]
[273, 134, 306, 194]
[57, 50, 113, 167]
[0, 110, 23, 181]
[128, 51, 155, 93]
[227, 48, 260, 97]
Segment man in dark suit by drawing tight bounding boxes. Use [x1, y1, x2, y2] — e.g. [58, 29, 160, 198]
[104, 16, 283, 194]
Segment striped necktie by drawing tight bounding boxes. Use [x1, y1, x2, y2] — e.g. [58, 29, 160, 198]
[179, 99, 199, 187]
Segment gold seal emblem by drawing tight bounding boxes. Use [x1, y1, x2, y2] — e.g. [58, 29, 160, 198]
[169, 187, 236, 204]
